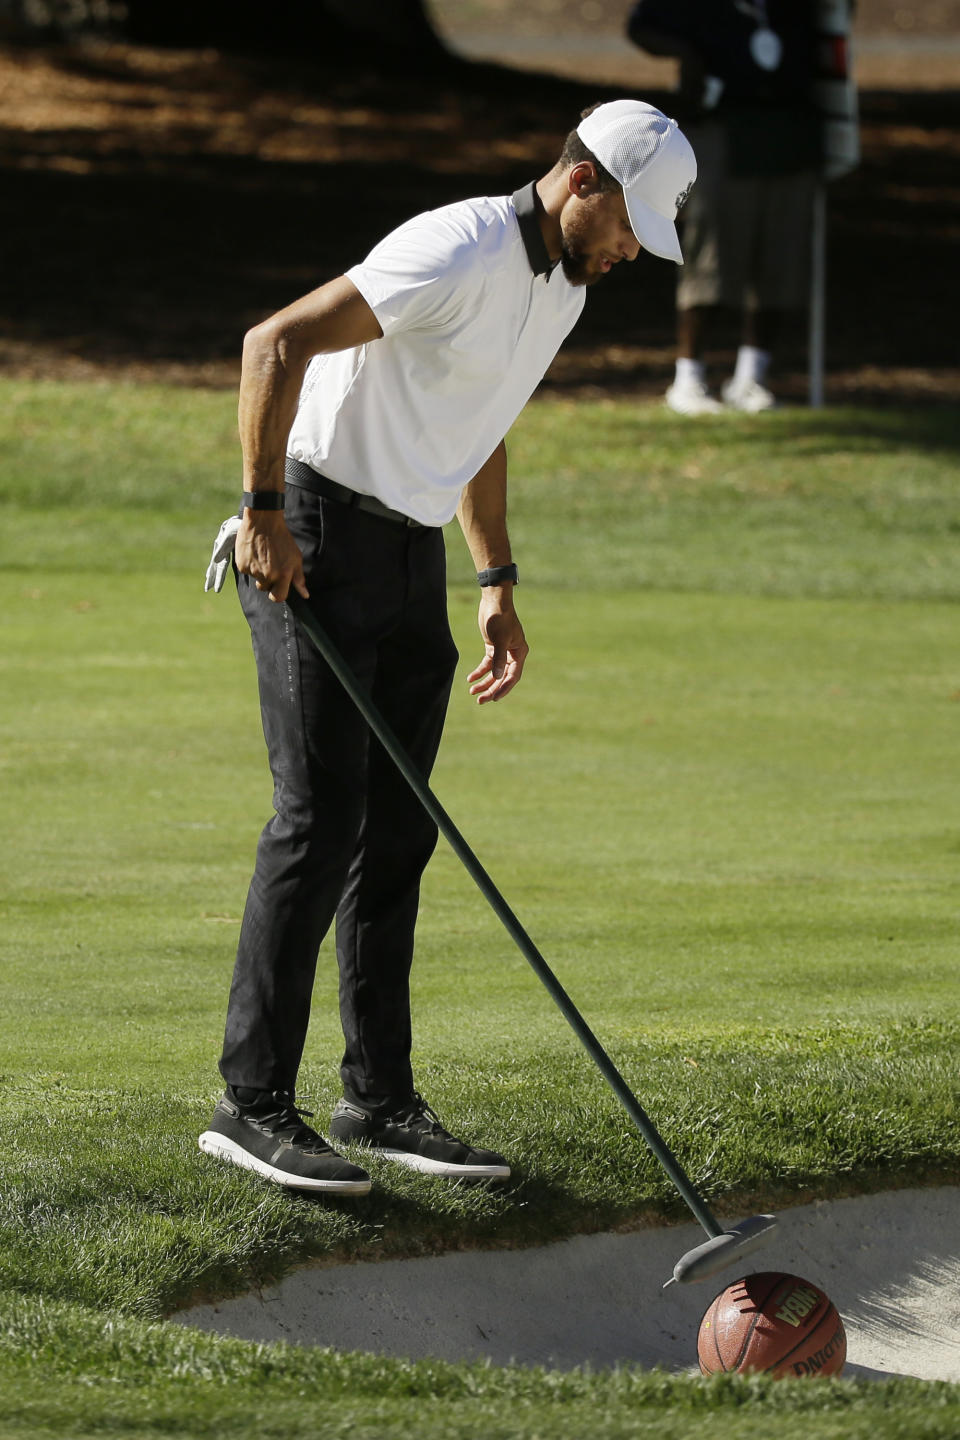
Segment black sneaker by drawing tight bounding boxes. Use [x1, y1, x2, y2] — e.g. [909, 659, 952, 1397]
[329, 1092, 510, 1180]
[199, 1090, 372, 1195]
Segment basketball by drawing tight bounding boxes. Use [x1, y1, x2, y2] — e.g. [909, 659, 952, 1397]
[698, 1272, 846, 1378]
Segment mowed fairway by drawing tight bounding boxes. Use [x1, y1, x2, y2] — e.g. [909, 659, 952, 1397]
[1, 381, 959, 1437]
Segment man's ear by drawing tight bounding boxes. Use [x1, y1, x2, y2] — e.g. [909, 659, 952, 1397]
[567, 160, 601, 198]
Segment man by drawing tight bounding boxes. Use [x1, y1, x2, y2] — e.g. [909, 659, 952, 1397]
[201, 99, 696, 1196]
[628, 0, 823, 415]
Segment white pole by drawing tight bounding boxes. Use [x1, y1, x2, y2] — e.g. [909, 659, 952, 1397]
[808, 184, 827, 408]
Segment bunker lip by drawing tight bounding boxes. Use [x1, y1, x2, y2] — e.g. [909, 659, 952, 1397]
[172, 1185, 960, 1383]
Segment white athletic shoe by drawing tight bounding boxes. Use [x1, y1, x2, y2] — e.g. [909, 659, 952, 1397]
[665, 376, 723, 416]
[721, 377, 777, 413]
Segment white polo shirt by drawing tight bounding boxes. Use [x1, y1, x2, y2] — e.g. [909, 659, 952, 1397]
[286, 185, 585, 526]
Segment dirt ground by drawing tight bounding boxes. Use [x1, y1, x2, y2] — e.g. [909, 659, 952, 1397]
[0, 2, 958, 402]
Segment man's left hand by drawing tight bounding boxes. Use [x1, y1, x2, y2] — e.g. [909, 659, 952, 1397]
[468, 596, 528, 704]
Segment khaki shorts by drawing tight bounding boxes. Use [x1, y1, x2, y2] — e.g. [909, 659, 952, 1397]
[677, 120, 818, 312]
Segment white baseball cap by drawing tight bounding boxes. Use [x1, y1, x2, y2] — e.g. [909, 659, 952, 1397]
[577, 100, 696, 265]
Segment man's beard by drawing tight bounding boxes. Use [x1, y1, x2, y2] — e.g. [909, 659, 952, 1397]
[560, 241, 601, 288]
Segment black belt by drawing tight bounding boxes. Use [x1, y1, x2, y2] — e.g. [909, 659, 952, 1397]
[284, 457, 427, 528]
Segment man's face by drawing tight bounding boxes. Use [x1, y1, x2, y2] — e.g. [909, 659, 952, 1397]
[559, 182, 641, 287]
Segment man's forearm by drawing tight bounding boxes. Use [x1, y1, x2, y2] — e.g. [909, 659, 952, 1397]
[238, 324, 306, 494]
[456, 441, 512, 572]
[457, 440, 526, 704]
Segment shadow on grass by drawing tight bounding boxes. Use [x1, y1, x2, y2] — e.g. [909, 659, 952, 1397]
[2, 1064, 958, 1322]
[749, 407, 960, 457]
[162, 1162, 672, 1321]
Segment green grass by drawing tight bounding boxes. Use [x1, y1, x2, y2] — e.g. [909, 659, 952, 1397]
[2, 381, 959, 596]
[1, 379, 959, 1434]
[3, 1294, 960, 1440]
[508, 400, 960, 599]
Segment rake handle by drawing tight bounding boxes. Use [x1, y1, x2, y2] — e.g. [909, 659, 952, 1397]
[287, 592, 723, 1241]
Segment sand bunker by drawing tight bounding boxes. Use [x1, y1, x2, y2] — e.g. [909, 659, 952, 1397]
[174, 1186, 960, 1381]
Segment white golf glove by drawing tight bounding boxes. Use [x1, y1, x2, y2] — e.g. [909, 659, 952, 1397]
[204, 513, 242, 593]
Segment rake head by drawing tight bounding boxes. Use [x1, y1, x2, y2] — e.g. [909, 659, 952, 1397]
[664, 1213, 779, 1287]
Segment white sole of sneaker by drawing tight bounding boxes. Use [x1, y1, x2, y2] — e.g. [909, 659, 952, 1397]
[198, 1132, 372, 1194]
[375, 1148, 511, 1180]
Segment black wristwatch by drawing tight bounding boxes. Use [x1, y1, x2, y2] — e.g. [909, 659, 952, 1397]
[241, 491, 285, 511]
[477, 563, 519, 587]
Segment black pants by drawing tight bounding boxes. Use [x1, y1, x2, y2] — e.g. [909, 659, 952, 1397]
[218, 482, 458, 1108]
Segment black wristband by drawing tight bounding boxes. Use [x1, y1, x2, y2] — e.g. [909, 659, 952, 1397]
[477, 563, 519, 587]
[242, 491, 285, 511]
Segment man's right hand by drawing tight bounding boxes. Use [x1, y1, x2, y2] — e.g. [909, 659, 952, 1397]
[234, 508, 309, 604]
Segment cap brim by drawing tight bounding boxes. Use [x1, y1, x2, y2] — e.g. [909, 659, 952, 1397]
[624, 192, 684, 265]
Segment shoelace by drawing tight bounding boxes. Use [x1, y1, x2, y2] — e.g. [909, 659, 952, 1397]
[252, 1093, 333, 1153]
[392, 1092, 459, 1141]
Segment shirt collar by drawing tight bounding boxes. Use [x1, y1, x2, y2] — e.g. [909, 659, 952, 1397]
[512, 181, 555, 278]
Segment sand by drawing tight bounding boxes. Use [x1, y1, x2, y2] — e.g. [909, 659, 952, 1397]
[173, 1185, 960, 1381]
